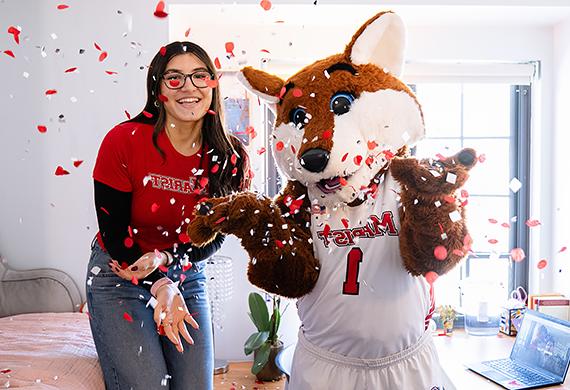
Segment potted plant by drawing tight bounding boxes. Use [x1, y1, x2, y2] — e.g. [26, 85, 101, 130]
[244, 292, 284, 381]
[437, 305, 457, 334]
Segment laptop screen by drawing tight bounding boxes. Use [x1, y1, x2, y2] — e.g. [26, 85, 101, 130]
[510, 310, 570, 380]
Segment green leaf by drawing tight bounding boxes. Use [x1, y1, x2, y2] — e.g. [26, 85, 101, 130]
[243, 331, 269, 355]
[248, 292, 269, 331]
[271, 309, 281, 343]
[251, 342, 271, 375]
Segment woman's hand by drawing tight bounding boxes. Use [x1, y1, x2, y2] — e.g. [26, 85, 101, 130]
[154, 283, 199, 353]
[109, 250, 168, 281]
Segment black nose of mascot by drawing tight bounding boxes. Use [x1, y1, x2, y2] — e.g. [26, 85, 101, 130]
[300, 148, 330, 173]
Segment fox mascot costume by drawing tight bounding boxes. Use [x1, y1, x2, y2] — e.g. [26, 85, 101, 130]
[188, 11, 476, 389]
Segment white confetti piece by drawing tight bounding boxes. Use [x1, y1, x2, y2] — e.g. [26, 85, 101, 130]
[50, 33, 57, 40]
[509, 177, 522, 193]
[434, 200, 442, 207]
[324, 70, 330, 79]
[449, 210, 461, 222]
[429, 170, 441, 177]
[170, 198, 176, 205]
[401, 131, 410, 142]
[90, 266, 101, 275]
[441, 233, 448, 240]
[70, 96, 77, 103]
[446, 172, 457, 184]
[143, 175, 151, 186]
[23, 71, 29, 78]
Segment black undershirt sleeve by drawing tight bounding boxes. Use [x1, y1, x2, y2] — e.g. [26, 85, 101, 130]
[94, 180, 166, 289]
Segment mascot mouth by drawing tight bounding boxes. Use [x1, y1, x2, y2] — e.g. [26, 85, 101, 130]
[316, 175, 351, 194]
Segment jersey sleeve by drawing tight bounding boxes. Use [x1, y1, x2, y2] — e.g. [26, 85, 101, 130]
[93, 125, 133, 192]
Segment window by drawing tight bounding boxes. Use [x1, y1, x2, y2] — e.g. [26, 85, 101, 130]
[413, 82, 532, 311]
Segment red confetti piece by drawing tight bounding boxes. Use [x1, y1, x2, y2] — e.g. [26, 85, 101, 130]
[131, 276, 139, 285]
[275, 239, 284, 248]
[260, 49, 270, 54]
[45, 89, 57, 95]
[207, 109, 216, 115]
[339, 177, 348, 186]
[154, 1, 168, 18]
[230, 154, 238, 165]
[199, 177, 209, 187]
[246, 126, 257, 139]
[323, 224, 331, 236]
[159, 46, 167, 56]
[434, 245, 447, 260]
[436, 153, 446, 161]
[182, 263, 192, 272]
[478, 154, 486, 163]
[3, 50, 15, 58]
[100, 207, 110, 215]
[72, 160, 83, 167]
[124, 110, 131, 119]
[64, 67, 78, 73]
[54, 166, 69, 176]
[231, 167, 238, 175]
[214, 217, 226, 224]
[525, 219, 541, 227]
[225, 42, 235, 56]
[158, 94, 168, 102]
[461, 189, 469, 198]
[260, 0, 272, 11]
[510, 248, 526, 262]
[158, 264, 168, 273]
[425, 271, 439, 284]
[180, 274, 187, 283]
[322, 129, 332, 139]
[142, 111, 153, 118]
[205, 78, 218, 88]
[365, 156, 374, 167]
[37, 125, 47, 133]
[211, 164, 220, 173]
[275, 141, 284, 151]
[292, 88, 303, 97]
[151, 203, 159, 213]
[367, 140, 378, 150]
[99, 51, 108, 62]
[383, 150, 395, 160]
[278, 86, 286, 99]
[1, 369, 12, 374]
[443, 195, 455, 203]
[179, 232, 190, 243]
[57, 4, 69, 10]
[121, 262, 128, 270]
[7, 26, 20, 44]
[501, 222, 511, 228]
[105, 70, 118, 75]
[341, 218, 349, 229]
[488, 218, 498, 224]
[124, 237, 134, 248]
[214, 57, 221, 69]
[257, 147, 266, 155]
[123, 312, 133, 322]
[290, 145, 296, 154]
[341, 153, 349, 162]
[184, 27, 191, 37]
[537, 259, 548, 269]
[353, 155, 363, 166]
[128, 226, 133, 237]
[94, 42, 102, 51]
[560, 246, 567, 253]
[488, 239, 498, 244]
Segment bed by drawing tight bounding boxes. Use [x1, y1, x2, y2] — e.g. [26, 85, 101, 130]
[0, 257, 104, 389]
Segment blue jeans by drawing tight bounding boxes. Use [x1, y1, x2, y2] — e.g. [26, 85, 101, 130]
[86, 240, 213, 390]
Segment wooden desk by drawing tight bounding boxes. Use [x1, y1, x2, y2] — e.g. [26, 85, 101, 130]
[215, 331, 570, 389]
[434, 330, 570, 389]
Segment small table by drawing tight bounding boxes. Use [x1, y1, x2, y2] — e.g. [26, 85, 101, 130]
[214, 362, 285, 390]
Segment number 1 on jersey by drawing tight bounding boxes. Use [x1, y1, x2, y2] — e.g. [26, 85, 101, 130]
[342, 247, 363, 295]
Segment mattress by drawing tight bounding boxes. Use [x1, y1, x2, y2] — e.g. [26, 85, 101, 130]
[0, 312, 103, 389]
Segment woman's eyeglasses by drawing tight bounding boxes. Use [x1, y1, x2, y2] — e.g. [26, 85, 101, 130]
[161, 70, 214, 89]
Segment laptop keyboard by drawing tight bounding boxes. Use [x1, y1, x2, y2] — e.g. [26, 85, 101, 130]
[484, 359, 548, 386]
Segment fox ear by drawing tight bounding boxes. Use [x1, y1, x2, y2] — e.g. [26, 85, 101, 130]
[237, 67, 284, 104]
[345, 11, 406, 77]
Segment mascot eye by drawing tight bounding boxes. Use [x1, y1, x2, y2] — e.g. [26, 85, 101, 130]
[330, 92, 355, 115]
[290, 107, 308, 129]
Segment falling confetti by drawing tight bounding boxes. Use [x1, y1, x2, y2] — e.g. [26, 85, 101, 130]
[434, 246, 447, 260]
[292, 88, 303, 97]
[322, 129, 332, 139]
[184, 27, 191, 37]
[3, 50, 15, 58]
[98, 51, 108, 62]
[72, 159, 83, 167]
[124, 237, 134, 248]
[159, 46, 167, 56]
[57, 4, 69, 10]
[537, 259, 548, 269]
[123, 312, 133, 322]
[151, 203, 160, 213]
[509, 177, 522, 193]
[54, 166, 69, 176]
[214, 57, 221, 69]
[525, 219, 541, 228]
[64, 67, 78, 73]
[7, 26, 21, 44]
[179, 232, 190, 243]
[510, 248, 525, 262]
[275, 141, 284, 151]
[425, 271, 439, 284]
[225, 42, 235, 57]
[154, 1, 168, 18]
[260, 0, 272, 11]
[37, 125, 47, 133]
[488, 218, 498, 224]
[559, 246, 567, 253]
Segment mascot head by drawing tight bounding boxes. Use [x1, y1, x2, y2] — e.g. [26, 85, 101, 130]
[239, 11, 424, 208]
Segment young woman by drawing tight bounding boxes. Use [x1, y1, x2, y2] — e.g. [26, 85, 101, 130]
[86, 41, 250, 390]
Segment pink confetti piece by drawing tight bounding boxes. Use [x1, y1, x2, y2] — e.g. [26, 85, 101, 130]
[100, 207, 110, 215]
[559, 246, 567, 253]
[131, 276, 139, 285]
[98, 51, 108, 62]
[151, 203, 159, 213]
[179, 232, 190, 243]
[37, 125, 47, 133]
[275, 141, 284, 151]
[180, 274, 187, 282]
[124, 237, 134, 248]
[501, 222, 511, 228]
[425, 271, 439, 284]
[488, 218, 498, 224]
[230, 154, 238, 165]
[214, 217, 226, 224]
[478, 153, 486, 163]
[54, 166, 69, 176]
[292, 88, 303, 97]
[211, 164, 220, 173]
[510, 248, 526, 262]
[7, 26, 20, 44]
[443, 195, 455, 204]
[158, 94, 168, 102]
[537, 259, 548, 269]
[525, 219, 541, 227]
[341, 153, 349, 162]
[225, 42, 235, 57]
[460, 189, 469, 198]
[184, 27, 191, 37]
[154, 1, 168, 18]
[182, 263, 192, 272]
[199, 177, 209, 187]
[257, 147, 266, 155]
[260, 0, 272, 11]
[488, 239, 498, 244]
[205, 78, 218, 88]
[452, 249, 465, 257]
[434, 245, 447, 260]
[214, 57, 221, 69]
[123, 312, 133, 322]
[278, 86, 286, 99]
[207, 109, 216, 115]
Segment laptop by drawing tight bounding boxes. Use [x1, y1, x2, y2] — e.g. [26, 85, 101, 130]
[466, 309, 570, 389]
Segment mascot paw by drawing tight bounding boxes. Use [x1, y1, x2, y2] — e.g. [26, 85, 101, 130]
[186, 198, 230, 246]
[390, 147, 477, 196]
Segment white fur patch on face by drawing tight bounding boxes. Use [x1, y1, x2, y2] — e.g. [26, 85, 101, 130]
[271, 122, 305, 181]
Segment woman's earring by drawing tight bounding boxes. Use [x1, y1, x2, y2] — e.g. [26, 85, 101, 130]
[154, 100, 160, 108]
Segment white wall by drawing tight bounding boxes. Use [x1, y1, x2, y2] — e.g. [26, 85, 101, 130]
[552, 18, 570, 298]
[0, 0, 566, 361]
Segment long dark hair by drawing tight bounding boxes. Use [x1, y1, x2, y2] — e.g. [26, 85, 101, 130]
[126, 41, 250, 197]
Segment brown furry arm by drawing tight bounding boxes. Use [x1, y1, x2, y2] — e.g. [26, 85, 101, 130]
[390, 148, 477, 277]
[186, 181, 319, 298]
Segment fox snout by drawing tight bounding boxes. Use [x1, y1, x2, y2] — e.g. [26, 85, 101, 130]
[300, 148, 330, 173]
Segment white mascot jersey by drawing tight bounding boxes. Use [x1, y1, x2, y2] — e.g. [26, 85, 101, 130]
[298, 172, 433, 359]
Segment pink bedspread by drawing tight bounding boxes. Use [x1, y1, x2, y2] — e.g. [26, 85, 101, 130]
[0, 312, 104, 389]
